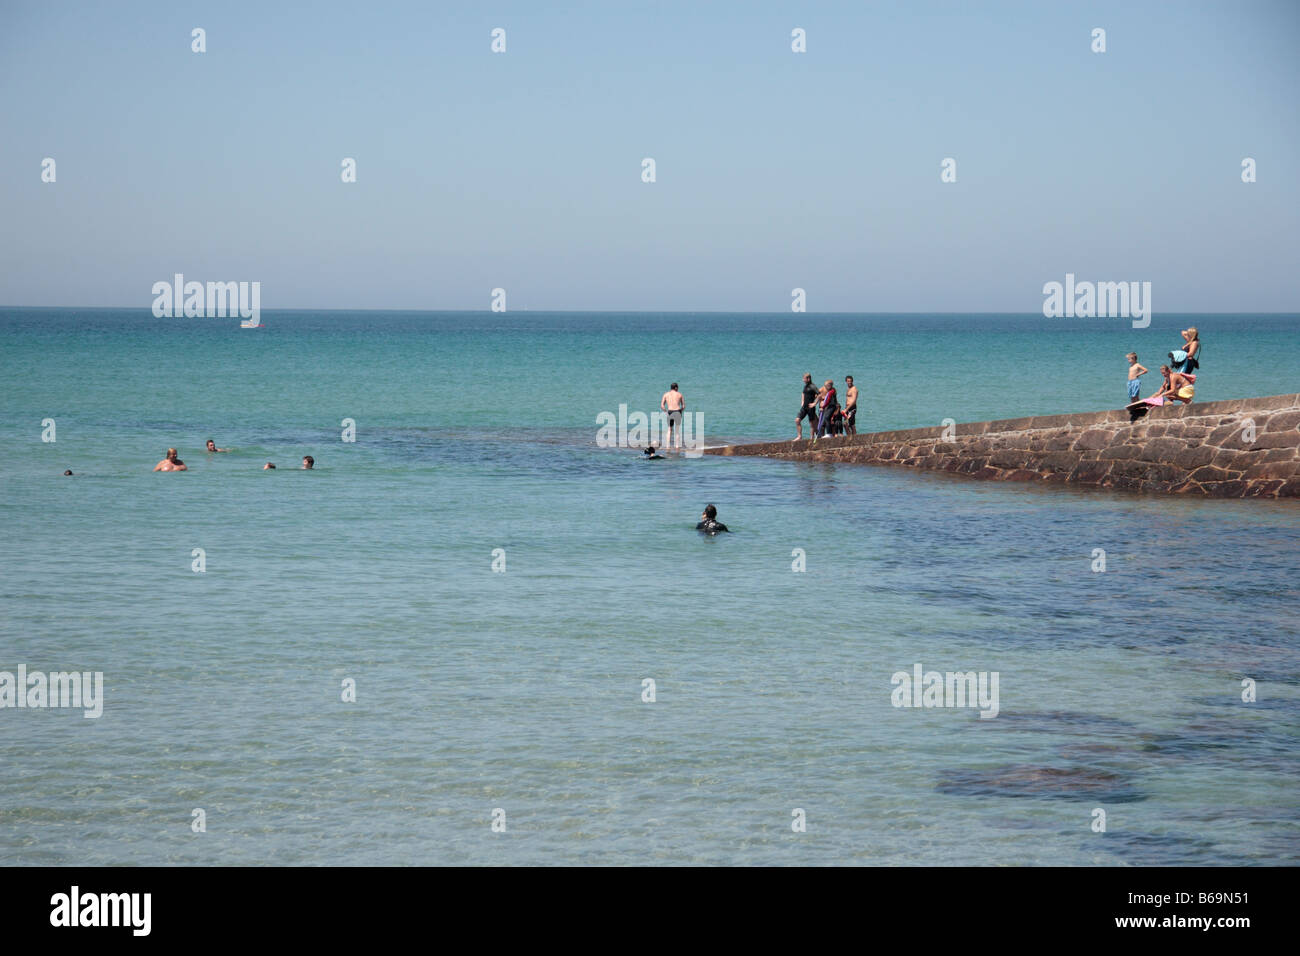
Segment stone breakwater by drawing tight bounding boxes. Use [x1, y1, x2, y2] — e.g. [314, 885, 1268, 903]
[706, 393, 1300, 498]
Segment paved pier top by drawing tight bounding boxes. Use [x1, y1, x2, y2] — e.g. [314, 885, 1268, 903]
[705, 394, 1300, 498]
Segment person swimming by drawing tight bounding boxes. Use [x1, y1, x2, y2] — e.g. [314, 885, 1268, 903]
[153, 448, 187, 472]
[63, 469, 73, 476]
[205, 438, 229, 453]
[696, 503, 730, 534]
[302, 456, 314, 470]
[643, 445, 664, 460]
[263, 462, 276, 470]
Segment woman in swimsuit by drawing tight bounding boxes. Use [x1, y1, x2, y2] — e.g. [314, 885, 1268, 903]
[816, 380, 837, 438]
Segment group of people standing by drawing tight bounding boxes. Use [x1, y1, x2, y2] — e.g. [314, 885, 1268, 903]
[1125, 327, 1202, 420]
[796, 373, 858, 440]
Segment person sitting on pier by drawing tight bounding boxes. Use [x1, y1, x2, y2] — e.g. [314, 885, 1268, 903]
[1152, 365, 1196, 405]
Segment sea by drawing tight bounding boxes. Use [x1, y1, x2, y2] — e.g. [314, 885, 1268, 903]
[1, 308, 1297, 865]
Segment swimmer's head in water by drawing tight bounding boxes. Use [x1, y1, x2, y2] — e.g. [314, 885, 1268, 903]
[264, 462, 276, 469]
[63, 469, 73, 476]
[703, 504, 717, 521]
[670, 383, 678, 390]
[166, 447, 178, 460]
[206, 439, 216, 450]
[644, 446, 656, 455]
[302, 456, 314, 469]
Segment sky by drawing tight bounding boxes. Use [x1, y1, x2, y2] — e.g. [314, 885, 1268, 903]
[1, 0, 1297, 312]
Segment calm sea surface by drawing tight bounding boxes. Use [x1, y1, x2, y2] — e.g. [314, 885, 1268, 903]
[1, 309, 1297, 865]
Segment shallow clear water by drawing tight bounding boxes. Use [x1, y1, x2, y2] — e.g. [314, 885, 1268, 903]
[1, 309, 1297, 865]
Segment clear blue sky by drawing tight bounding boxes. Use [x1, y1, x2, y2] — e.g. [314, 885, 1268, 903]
[1, 0, 1296, 311]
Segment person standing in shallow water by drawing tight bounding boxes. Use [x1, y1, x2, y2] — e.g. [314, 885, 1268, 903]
[660, 383, 685, 452]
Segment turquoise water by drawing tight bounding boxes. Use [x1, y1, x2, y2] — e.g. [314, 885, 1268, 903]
[1, 308, 1298, 865]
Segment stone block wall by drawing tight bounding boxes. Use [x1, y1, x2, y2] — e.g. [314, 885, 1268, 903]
[705, 394, 1300, 498]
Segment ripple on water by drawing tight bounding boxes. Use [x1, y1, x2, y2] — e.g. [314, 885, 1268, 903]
[1095, 828, 1220, 866]
[936, 764, 1146, 803]
[970, 710, 1145, 737]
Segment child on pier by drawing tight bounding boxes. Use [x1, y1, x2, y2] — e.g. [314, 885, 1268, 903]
[1126, 352, 1148, 403]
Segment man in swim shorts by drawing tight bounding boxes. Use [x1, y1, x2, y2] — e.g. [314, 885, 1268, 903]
[796, 374, 819, 440]
[843, 375, 859, 436]
[661, 383, 685, 451]
[696, 504, 730, 534]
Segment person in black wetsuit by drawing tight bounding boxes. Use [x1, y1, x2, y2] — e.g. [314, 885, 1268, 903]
[796, 373, 819, 440]
[643, 445, 664, 460]
[696, 503, 730, 534]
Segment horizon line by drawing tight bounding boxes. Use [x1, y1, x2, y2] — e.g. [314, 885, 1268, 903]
[3, 305, 1298, 316]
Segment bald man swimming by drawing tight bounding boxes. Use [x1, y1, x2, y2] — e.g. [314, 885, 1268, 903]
[153, 448, 187, 472]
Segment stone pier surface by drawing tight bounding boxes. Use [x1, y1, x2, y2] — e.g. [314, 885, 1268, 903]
[706, 393, 1300, 498]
